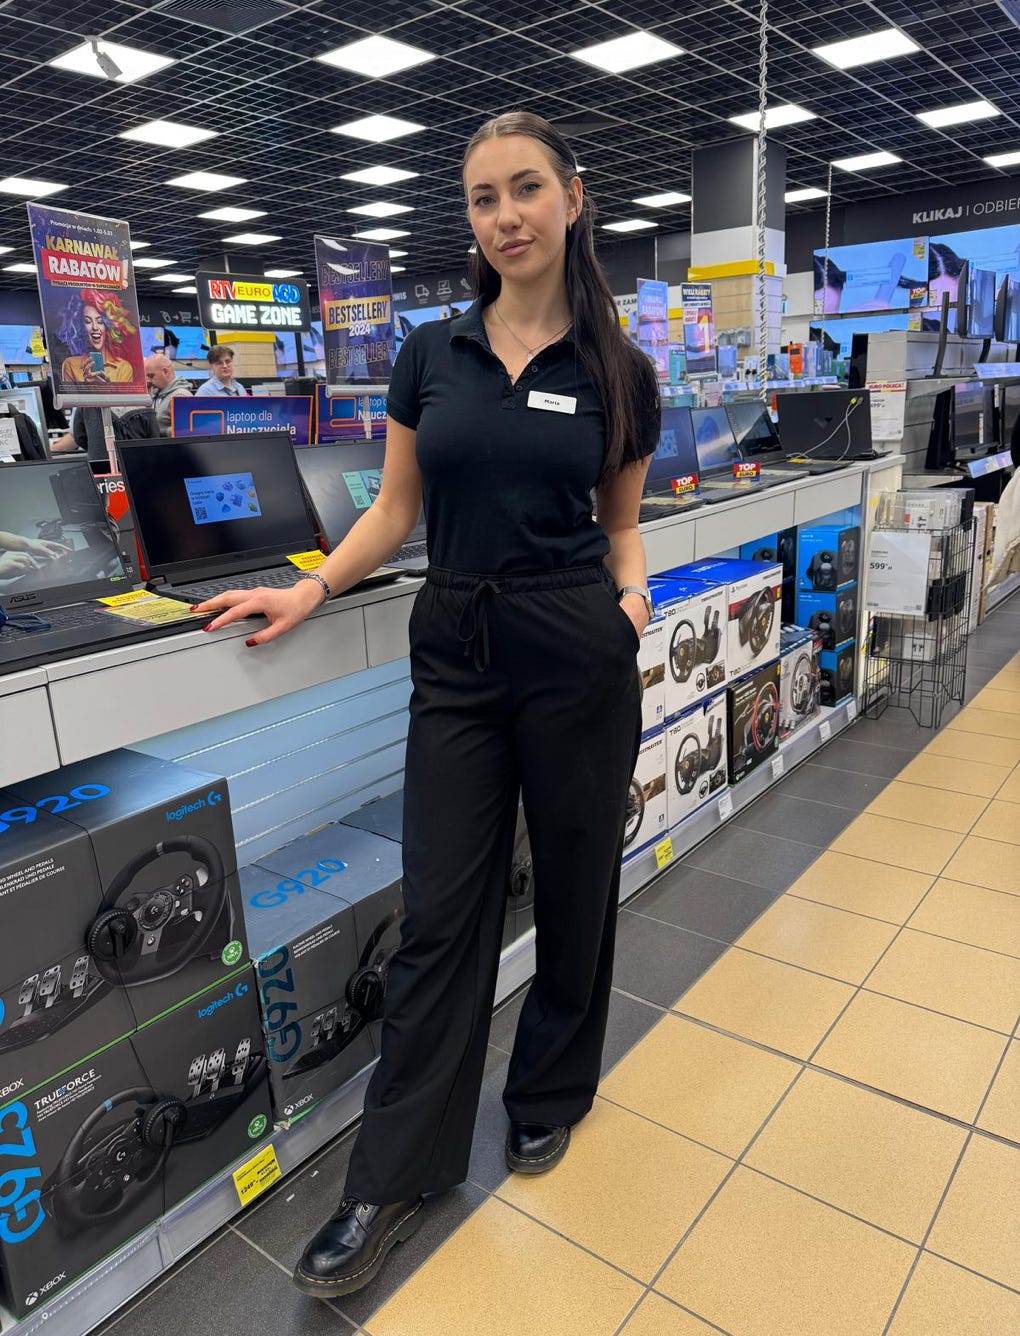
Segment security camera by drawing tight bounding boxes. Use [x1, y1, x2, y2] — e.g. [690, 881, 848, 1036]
[90, 38, 123, 81]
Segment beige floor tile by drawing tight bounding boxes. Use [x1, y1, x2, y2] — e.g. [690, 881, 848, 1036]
[998, 767, 1020, 804]
[888, 1252, 1020, 1335]
[909, 879, 1020, 957]
[813, 991, 1008, 1124]
[495, 1097, 730, 1282]
[977, 1040, 1020, 1144]
[897, 752, 1012, 799]
[971, 799, 1020, 846]
[924, 729, 1020, 768]
[866, 781, 987, 834]
[738, 896, 898, 984]
[599, 1015, 798, 1158]
[745, 1068, 967, 1242]
[619, 1293, 718, 1335]
[673, 949, 854, 1060]
[656, 1168, 914, 1336]
[942, 835, 1020, 896]
[366, 1196, 642, 1336]
[832, 813, 963, 875]
[786, 851, 933, 924]
[971, 686, 1020, 713]
[864, 929, 1020, 1034]
[948, 706, 1020, 740]
[927, 1134, 1020, 1290]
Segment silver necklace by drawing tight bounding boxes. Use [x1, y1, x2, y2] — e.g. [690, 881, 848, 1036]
[492, 302, 571, 358]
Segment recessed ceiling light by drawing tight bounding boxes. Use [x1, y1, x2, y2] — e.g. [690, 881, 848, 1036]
[119, 119, 217, 148]
[812, 27, 919, 70]
[389, 249, 409, 258]
[916, 100, 999, 128]
[132, 256, 178, 269]
[0, 176, 66, 198]
[353, 227, 410, 240]
[4, 263, 37, 273]
[0, 246, 14, 256]
[342, 165, 419, 186]
[571, 31, 684, 74]
[264, 268, 302, 278]
[166, 170, 247, 192]
[730, 104, 816, 131]
[198, 206, 267, 223]
[984, 149, 1020, 167]
[48, 39, 175, 84]
[602, 219, 657, 232]
[332, 115, 425, 143]
[130, 240, 151, 250]
[391, 265, 406, 273]
[785, 186, 829, 202]
[316, 35, 435, 79]
[223, 232, 282, 245]
[171, 286, 198, 294]
[347, 201, 414, 217]
[632, 191, 691, 207]
[832, 150, 901, 171]
[151, 273, 193, 283]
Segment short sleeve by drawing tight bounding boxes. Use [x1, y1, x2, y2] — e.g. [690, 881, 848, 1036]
[386, 326, 425, 429]
[622, 377, 662, 464]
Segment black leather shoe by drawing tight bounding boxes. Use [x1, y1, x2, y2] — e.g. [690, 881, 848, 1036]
[292, 1196, 424, 1298]
[505, 1121, 570, 1174]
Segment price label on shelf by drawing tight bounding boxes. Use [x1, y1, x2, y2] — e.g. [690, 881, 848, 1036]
[819, 720, 832, 742]
[845, 699, 858, 722]
[718, 793, 734, 820]
[654, 837, 674, 870]
[232, 1144, 281, 1208]
[771, 754, 785, 780]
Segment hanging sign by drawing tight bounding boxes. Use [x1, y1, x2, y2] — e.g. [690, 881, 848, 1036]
[196, 271, 311, 332]
[636, 278, 670, 381]
[681, 282, 717, 375]
[171, 395, 313, 445]
[315, 235, 395, 387]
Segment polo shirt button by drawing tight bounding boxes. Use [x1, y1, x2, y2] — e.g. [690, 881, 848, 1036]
[529, 363, 537, 373]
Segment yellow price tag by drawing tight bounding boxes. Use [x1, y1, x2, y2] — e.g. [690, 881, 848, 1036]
[232, 1144, 281, 1208]
[654, 837, 674, 869]
[286, 550, 325, 571]
[96, 590, 154, 607]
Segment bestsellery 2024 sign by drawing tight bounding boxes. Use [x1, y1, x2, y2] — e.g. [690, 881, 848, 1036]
[195, 271, 311, 331]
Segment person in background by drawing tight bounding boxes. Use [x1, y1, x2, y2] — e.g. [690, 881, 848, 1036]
[196, 345, 248, 397]
[145, 352, 193, 432]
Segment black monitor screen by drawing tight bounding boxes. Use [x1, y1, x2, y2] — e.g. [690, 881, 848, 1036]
[119, 432, 315, 575]
[296, 441, 383, 548]
[966, 268, 996, 338]
[644, 407, 698, 491]
[953, 383, 986, 451]
[0, 461, 125, 608]
[725, 402, 781, 455]
[690, 407, 742, 474]
[1006, 277, 1020, 343]
[776, 390, 873, 460]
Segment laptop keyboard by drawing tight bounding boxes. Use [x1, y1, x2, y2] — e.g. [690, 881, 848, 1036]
[394, 541, 427, 561]
[172, 567, 300, 602]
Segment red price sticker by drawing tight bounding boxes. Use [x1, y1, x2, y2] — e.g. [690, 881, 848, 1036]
[733, 461, 760, 481]
[671, 473, 700, 495]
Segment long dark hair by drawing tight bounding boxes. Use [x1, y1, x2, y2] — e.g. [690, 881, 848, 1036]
[462, 111, 659, 482]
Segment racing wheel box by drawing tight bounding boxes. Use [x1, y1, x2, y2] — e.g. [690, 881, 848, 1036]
[648, 576, 727, 720]
[740, 528, 797, 580]
[795, 586, 858, 651]
[727, 659, 781, 784]
[660, 558, 782, 679]
[797, 525, 860, 592]
[666, 693, 728, 829]
[2, 750, 246, 1035]
[819, 641, 857, 707]
[780, 626, 821, 740]
[622, 732, 667, 861]
[636, 615, 666, 738]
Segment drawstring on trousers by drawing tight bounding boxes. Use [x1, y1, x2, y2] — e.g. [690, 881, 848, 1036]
[456, 579, 503, 672]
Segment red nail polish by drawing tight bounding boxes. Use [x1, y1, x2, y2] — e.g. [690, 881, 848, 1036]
[203, 623, 213, 632]
[245, 638, 257, 648]
[189, 605, 199, 612]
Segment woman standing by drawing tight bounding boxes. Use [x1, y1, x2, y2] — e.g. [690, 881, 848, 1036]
[196, 110, 660, 1298]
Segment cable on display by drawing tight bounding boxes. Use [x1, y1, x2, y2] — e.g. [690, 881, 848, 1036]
[756, 0, 770, 406]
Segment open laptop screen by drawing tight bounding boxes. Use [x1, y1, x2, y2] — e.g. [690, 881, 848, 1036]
[775, 390, 872, 460]
[295, 443, 425, 551]
[691, 407, 743, 475]
[725, 402, 781, 455]
[0, 460, 127, 610]
[644, 408, 699, 494]
[119, 432, 316, 578]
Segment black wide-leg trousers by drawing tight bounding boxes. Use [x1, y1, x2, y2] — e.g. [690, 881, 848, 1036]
[344, 564, 643, 1204]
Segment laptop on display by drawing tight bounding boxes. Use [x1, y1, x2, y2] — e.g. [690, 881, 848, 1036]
[770, 391, 872, 474]
[0, 460, 196, 672]
[690, 407, 785, 496]
[294, 443, 427, 572]
[725, 401, 783, 456]
[637, 407, 707, 521]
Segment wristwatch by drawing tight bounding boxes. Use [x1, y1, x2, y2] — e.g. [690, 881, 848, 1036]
[617, 585, 653, 620]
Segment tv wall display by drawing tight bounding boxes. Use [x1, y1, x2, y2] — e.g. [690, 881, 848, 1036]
[814, 238, 929, 314]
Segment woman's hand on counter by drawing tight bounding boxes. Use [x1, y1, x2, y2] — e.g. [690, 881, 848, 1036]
[192, 579, 326, 647]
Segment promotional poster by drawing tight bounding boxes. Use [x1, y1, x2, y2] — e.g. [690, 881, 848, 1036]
[27, 204, 146, 404]
[314, 235, 395, 386]
[681, 283, 717, 375]
[316, 386, 387, 442]
[171, 396, 313, 445]
[636, 278, 670, 381]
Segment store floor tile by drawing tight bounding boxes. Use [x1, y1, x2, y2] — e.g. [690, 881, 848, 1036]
[941, 835, 1020, 895]
[612, 907, 727, 1008]
[971, 798, 1020, 844]
[907, 878, 1020, 956]
[625, 864, 780, 943]
[784, 850, 934, 923]
[865, 779, 988, 832]
[947, 704, 1020, 740]
[771, 759, 887, 809]
[831, 812, 963, 875]
[654, 1167, 915, 1336]
[977, 1040, 1020, 1143]
[732, 789, 859, 846]
[923, 728, 1020, 767]
[886, 1252, 1020, 1335]
[618, 1292, 719, 1335]
[736, 895, 899, 983]
[925, 1134, 1020, 1290]
[679, 824, 821, 892]
[811, 734, 916, 779]
[997, 767, 1020, 803]
[466, 1046, 514, 1191]
[896, 750, 1013, 798]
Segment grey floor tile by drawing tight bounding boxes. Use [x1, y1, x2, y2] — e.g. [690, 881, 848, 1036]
[776, 761, 886, 810]
[612, 907, 726, 1007]
[732, 790, 858, 846]
[681, 824, 822, 892]
[101, 1229, 355, 1335]
[809, 735, 913, 779]
[967, 648, 1018, 671]
[599, 989, 664, 1074]
[627, 864, 779, 942]
[845, 714, 933, 754]
[467, 1046, 513, 1192]
[488, 986, 526, 1055]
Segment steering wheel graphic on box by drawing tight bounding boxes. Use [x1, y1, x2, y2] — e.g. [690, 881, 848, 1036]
[668, 606, 722, 684]
[736, 586, 775, 659]
[743, 680, 779, 760]
[346, 906, 403, 1024]
[674, 716, 724, 796]
[623, 777, 645, 848]
[87, 835, 227, 986]
[790, 651, 818, 717]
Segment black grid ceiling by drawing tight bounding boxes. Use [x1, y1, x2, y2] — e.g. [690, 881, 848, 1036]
[0, 0, 1019, 293]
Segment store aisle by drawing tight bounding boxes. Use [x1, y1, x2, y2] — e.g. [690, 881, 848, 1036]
[99, 603, 1020, 1336]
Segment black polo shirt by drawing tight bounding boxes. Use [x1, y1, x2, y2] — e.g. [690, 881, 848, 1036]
[386, 301, 659, 576]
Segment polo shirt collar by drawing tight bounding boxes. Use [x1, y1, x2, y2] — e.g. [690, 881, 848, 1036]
[449, 298, 576, 348]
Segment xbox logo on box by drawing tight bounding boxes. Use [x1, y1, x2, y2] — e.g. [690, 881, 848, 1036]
[248, 1114, 268, 1139]
[222, 940, 244, 966]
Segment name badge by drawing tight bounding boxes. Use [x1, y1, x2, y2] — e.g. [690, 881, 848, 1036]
[527, 391, 576, 415]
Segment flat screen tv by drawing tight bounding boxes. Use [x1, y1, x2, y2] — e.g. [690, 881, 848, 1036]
[813, 238, 929, 314]
[964, 267, 996, 339]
